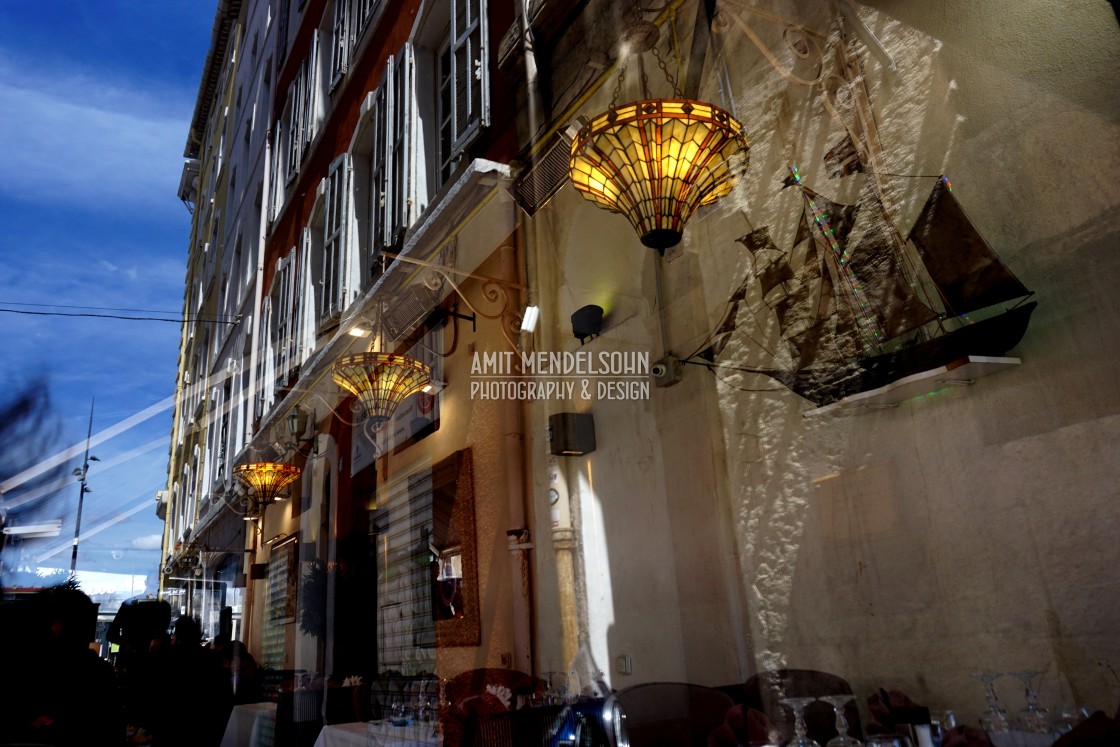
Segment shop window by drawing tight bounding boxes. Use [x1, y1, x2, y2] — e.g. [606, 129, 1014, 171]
[374, 448, 479, 672]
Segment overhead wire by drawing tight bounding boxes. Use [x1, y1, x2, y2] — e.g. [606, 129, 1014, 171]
[0, 303, 239, 324]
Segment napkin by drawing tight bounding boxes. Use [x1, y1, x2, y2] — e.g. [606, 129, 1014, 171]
[707, 705, 776, 747]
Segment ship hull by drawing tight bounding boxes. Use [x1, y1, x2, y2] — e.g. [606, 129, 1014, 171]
[789, 301, 1038, 406]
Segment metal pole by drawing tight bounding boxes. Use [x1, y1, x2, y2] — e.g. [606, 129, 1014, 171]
[69, 399, 94, 576]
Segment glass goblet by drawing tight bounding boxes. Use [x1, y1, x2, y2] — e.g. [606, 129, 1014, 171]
[863, 736, 913, 747]
[820, 695, 861, 747]
[779, 697, 822, 747]
[1008, 670, 1050, 734]
[969, 671, 1010, 734]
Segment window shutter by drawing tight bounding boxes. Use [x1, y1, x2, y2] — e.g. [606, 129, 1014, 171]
[383, 54, 397, 250]
[393, 44, 417, 233]
[304, 30, 321, 150]
[297, 229, 317, 362]
[368, 67, 391, 260]
[322, 152, 352, 320]
[286, 78, 301, 181]
[331, 0, 352, 81]
[450, 0, 489, 152]
[259, 297, 276, 410]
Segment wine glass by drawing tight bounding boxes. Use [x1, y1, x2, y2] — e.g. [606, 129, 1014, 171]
[389, 693, 412, 726]
[820, 695, 861, 747]
[863, 737, 913, 747]
[780, 697, 822, 747]
[969, 671, 1010, 734]
[1008, 670, 1050, 734]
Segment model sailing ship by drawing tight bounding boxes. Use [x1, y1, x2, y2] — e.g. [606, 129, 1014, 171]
[704, 168, 1037, 407]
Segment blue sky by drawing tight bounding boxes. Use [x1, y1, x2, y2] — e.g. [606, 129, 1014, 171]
[0, 2, 215, 584]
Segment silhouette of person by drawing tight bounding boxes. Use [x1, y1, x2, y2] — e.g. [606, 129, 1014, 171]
[211, 633, 262, 704]
[0, 585, 125, 746]
[108, 596, 171, 743]
[145, 616, 233, 747]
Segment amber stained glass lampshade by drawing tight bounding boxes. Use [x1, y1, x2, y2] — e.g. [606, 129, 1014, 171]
[331, 352, 432, 425]
[233, 462, 302, 505]
[569, 99, 749, 253]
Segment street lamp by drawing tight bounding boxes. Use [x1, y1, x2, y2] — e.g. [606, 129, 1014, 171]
[70, 400, 97, 577]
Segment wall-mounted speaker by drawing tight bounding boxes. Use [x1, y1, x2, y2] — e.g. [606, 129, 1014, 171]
[549, 412, 596, 456]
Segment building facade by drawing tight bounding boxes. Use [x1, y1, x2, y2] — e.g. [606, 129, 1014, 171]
[164, 0, 1120, 739]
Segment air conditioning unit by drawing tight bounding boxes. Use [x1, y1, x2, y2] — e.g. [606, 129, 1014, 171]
[383, 283, 439, 341]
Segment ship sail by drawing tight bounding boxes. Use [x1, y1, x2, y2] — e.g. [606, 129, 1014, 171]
[909, 177, 1031, 315]
[711, 174, 1036, 406]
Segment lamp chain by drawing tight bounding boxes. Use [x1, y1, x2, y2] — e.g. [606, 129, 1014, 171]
[610, 60, 628, 108]
[651, 46, 682, 98]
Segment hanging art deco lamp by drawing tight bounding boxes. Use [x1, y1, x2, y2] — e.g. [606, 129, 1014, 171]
[569, 18, 749, 253]
[331, 352, 431, 426]
[233, 462, 302, 507]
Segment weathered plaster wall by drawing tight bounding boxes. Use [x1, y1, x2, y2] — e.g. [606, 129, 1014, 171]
[529, 0, 1120, 722]
[706, 0, 1120, 716]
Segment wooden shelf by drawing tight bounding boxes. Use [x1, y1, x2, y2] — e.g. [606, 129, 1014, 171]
[802, 356, 1021, 417]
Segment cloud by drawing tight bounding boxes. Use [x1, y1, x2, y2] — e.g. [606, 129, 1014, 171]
[131, 533, 164, 551]
[0, 55, 191, 213]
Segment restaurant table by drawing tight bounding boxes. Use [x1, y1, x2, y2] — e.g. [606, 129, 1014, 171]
[313, 720, 441, 747]
[220, 701, 279, 747]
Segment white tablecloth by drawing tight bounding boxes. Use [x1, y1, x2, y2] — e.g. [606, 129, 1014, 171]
[313, 721, 440, 747]
[220, 702, 278, 747]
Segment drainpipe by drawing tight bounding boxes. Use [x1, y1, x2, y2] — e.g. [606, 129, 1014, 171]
[243, 126, 271, 652]
[247, 129, 270, 450]
[500, 239, 534, 674]
[549, 454, 580, 670]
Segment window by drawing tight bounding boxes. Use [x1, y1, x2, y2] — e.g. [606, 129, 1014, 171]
[414, 0, 490, 191]
[359, 44, 426, 263]
[446, 0, 489, 160]
[331, 0, 354, 85]
[321, 153, 357, 321]
[283, 31, 321, 185]
[271, 249, 298, 388]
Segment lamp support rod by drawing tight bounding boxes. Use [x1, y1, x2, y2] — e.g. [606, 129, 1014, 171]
[381, 253, 527, 290]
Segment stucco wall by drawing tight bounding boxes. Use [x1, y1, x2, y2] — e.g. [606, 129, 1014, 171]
[530, 0, 1120, 722]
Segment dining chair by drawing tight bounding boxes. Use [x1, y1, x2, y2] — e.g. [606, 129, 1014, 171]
[441, 668, 540, 747]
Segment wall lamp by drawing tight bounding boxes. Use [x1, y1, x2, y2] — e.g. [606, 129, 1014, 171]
[520, 305, 540, 333]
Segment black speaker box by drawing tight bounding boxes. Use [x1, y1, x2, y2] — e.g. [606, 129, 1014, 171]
[549, 412, 596, 455]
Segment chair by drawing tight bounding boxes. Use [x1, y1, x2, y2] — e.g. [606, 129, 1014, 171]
[441, 668, 540, 747]
[274, 686, 324, 747]
[614, 682, 734, 747]
[741, 669, 861, 745]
